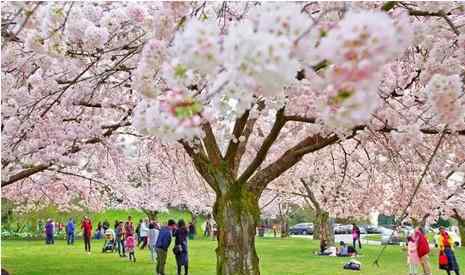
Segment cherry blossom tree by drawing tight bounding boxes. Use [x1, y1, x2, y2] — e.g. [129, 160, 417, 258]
[2, 2, 465, 274]
[111, 138, 215, 220]
[260, 189, 303, 238]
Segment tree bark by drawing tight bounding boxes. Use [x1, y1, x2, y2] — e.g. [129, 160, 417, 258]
[280, 218, 289, 238]
[314, 210, 334, 246]
[313, 209, 321, 241]
[213, 183, 261, 275]
[299, 178, 334, 245]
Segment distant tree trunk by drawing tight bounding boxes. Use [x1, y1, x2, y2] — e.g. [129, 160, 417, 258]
[142, 209, 159, 221]
[300, 178, 334, 245]
[411, 217, 420, 227]
[280, 218, 289, 238]
[190, 211, 197, 223]
[420, 214, 429, 229]
[278, 202, 290, 238]
[314, 210, 334, 246]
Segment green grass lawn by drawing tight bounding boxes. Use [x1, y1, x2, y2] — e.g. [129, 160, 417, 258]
[2, 238, 464, 275]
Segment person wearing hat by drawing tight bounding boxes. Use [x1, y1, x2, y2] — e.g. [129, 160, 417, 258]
[438, 226, 460, 275]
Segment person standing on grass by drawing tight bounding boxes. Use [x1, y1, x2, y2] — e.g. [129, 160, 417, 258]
[173, 219, 189, 275]
[115, 221, 126, 257]
[439, 226, 460, 275]
[45, 219, 54, 245]
[81, 216, 93, 254]
[148, 222, 160, 263]
[95, 222, 103, 240]
[139, 219, 149, 249]
[188, 222, 195, 240]
[204, 215, 212, 237]
[102, 220, 110, 232]
[66, 218, 75, 245]
[125, 216, 135, 237]
[352, 224, 361, 250]
[126, 234, 136, 263]
[136, 219, 142, 245]
[156, 219, 177, 275]
[415, 227, 432, 275]
[406, 234, 420, 275]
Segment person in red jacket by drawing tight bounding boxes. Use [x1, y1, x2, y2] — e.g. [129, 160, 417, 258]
[81, 216, 93, 254]
[415, 227, 432, 275]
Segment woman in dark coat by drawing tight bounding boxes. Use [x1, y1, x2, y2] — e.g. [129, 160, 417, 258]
[173, 219, 189, 275]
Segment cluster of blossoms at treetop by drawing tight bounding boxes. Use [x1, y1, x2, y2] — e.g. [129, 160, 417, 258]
[2, 2, 465, 274]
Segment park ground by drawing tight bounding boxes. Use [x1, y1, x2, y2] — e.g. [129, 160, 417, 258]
[2, 237, 464, 275]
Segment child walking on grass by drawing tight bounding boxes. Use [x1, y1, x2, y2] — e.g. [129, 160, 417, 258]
[407, 235, 420, 275]
[125, 235, 136, 263]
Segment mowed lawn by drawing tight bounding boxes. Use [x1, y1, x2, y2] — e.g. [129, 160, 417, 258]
[2, 238, 464, 275]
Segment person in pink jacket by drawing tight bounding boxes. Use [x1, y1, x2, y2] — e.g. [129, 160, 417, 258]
[407, 235, 420, 275]
[125, 235, 136, 263]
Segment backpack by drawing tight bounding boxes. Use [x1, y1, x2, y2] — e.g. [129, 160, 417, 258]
[343, 260, 361, 271]
[417, 234, 430, 258]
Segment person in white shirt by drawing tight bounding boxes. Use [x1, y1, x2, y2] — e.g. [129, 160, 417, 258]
[139, 219, 149, 249]
[147, 222, 160, 263]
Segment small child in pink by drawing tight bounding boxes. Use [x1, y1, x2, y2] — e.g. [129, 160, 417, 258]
[407, 236, 420, 275]
[125, 235, 136, 262]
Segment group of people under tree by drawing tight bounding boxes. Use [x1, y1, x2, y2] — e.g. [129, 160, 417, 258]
[105, 215, 191, 274]
[318, 223, 362, 257]
[44, 215, 192, 275]
[315, 220, 460, 275]
[405, 226, 461, 275]
[202, 214, 218, 239]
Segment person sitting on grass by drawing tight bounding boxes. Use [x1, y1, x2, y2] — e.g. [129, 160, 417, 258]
[337, 241, 349, 257]
[317, 239, 335, 256]
[336, 241, 356, 257]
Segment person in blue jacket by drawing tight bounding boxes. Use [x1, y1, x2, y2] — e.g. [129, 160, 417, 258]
[66, 218, 75, 245]
[155, 219, 177, 275]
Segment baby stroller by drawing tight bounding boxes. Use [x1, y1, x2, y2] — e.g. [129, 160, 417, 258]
[102, 229, 115, 253]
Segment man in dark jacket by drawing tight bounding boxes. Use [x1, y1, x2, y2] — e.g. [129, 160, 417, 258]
[155, 219, 177, 275]
[102, 220, 110, 231]
[45, 219, 54, 245]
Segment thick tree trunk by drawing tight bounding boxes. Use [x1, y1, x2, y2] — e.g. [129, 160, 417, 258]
[213, 184, 261, 275]
[313, 212, 320, 241]
[313, 210, 334, 246]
